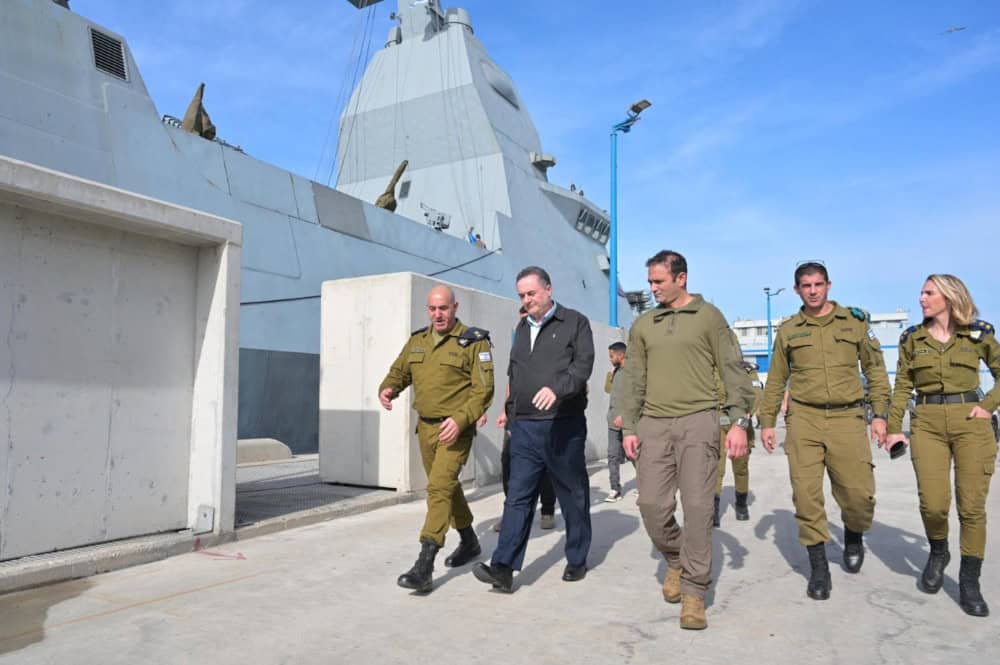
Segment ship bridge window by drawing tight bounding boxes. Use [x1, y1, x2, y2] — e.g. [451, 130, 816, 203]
[575, 208, 610, 244]
[399, 180, 411, 199]
[90, 28, 128, 81]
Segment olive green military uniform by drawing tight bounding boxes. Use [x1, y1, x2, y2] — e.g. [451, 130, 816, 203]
[758, 302, 890, 546]
[888, 320, 1000, 558]
[716, 365, 763, 495]
[379, 321, 494, 547]
[620, 295, 755, 599]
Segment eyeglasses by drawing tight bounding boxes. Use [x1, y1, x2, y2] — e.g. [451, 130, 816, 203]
[795, 259, 826, 268]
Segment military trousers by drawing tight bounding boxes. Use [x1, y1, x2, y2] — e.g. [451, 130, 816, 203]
[635, 410, 719, 599]
[716, 424, 753, 495]
[417, 419, 474, 547]
[783, 404, 875, 546]
[910, 403, 997, 557]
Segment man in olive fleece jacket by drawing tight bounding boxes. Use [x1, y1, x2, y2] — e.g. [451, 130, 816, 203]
[619, 250, 754, 631]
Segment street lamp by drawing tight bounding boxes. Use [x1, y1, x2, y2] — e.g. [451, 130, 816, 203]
[764, 286, 785, 367]
[609, 98, 651, 327]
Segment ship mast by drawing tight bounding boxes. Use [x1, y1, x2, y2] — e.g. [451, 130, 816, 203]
[345, 0, 445, 38]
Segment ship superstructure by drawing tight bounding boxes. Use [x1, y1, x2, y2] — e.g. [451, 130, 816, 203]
[0, 0, 629, 452]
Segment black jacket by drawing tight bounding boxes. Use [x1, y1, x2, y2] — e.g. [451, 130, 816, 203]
[508, 304, 595, 420]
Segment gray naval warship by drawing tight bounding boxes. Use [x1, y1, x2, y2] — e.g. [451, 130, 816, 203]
[0, 0, 631, 453]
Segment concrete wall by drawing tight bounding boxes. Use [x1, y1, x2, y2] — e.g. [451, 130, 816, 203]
[0, 157, 241, 561]
[319, 272, 624, 492]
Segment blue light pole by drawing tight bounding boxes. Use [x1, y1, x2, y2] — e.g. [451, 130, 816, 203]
[609, 99, 651, 327]
[764, 286, 785, 366]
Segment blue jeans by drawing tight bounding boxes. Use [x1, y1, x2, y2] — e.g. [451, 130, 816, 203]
[492, 415, 591, 570]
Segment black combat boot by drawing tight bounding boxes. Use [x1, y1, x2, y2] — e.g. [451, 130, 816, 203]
[444, 526, 481, 567]
[806, 543, 832, 600]
[397, 539, 440, 593]
[734, 492, 750, 521]
[958, 555, 990, 617]
[919, 538, 950, 594]
[843, 528, 865, 573]
[713, 495, 721, 527]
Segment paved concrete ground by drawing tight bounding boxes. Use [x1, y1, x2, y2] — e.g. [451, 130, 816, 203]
[235, 455, 394, 526]
[2, 444, 998, 665]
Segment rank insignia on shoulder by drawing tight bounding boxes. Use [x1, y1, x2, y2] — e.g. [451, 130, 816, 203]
[410, 326, 429, 336]
[458, 326, 491, 346]
[969, 319, 994, 342]
[899, 324, 920, 344]
[849, 307, 870, 322]
[479, 351, 492, 362]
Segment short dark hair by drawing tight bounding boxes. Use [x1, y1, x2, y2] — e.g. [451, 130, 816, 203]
[645, 250, 687, 276]
[794, 262, 829, 286]
[609, 342, 627, 353]
[516, 266, 551, 287]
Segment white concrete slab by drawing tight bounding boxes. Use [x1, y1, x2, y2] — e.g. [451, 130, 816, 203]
[0, 156, 241, 559]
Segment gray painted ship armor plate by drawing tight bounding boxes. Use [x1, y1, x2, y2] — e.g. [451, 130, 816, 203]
[0, 0, 629, 452]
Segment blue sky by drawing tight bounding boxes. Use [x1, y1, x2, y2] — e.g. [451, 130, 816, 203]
[77, 0, 1000, 325]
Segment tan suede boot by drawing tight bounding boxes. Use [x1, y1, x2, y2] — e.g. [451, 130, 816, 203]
[680, 594, 707, 630]
[661, 567, 682, 603]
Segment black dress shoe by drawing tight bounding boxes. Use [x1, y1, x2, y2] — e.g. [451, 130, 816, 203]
[562, 564, 587, 582]
[473, 562, 513, 593]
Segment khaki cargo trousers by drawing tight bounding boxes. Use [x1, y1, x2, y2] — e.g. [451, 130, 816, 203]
[416, 419, 474, 546]
[636, 410, 719, 599]
[911, 403, 997, 557]
[783, 403, 875, 546]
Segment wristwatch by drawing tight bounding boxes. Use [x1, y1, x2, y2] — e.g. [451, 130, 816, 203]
[734, 416, 751, 431]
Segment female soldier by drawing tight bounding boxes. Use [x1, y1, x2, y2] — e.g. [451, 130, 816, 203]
[886, 274, 999, 617]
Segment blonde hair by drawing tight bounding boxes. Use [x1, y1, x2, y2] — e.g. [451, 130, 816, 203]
[925, 274, 978, 326]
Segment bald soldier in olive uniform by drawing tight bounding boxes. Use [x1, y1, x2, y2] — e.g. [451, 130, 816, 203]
[379, 285, 494, 594]
[759, 262, 890, 601]
[714, 361, 764, 525]
[886, 274, 1000, 617]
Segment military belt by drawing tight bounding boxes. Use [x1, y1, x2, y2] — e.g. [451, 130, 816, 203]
[419, 416, 448, 424]
[915, 392, 980, 405]
[792, 398, 864, 411]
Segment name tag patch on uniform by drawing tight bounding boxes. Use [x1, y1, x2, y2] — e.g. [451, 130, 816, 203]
[479, 351, 492, 362]
[788, 331, 811, 340]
